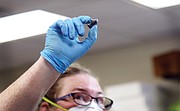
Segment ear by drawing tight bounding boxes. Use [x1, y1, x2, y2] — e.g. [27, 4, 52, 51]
[39, 102, 50, 111]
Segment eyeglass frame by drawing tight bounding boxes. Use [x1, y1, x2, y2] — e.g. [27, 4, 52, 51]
[54, 92, 113, 110]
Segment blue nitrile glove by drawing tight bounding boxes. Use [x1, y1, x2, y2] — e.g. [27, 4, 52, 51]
[40, 16, 98, 73]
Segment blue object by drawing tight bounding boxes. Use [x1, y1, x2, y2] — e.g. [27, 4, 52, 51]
[41, 16, 98, 73]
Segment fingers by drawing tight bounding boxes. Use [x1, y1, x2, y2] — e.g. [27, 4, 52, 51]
[50, 20, 68, 36]
[51, 16, 93, 40]
[77, 16, 92, 24]
[72, 16, 93, 36]
[65, 19, 76, 39]
[82, 25, 98, 49]
[71, 16, 93, 37]
[72, 17, 85, 36]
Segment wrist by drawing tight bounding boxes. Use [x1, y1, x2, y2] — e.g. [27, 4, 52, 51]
[40, 51, 71, 73]
[39, 56, 60, 75]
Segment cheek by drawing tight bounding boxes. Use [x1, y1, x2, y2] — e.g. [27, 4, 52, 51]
[57, 101, 77, 109]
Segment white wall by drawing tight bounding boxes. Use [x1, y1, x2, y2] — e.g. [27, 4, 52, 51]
[78, 38, 180, 88]
[0, 38, 179, 92]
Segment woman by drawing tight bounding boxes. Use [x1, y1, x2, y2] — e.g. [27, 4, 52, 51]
[0, 16, 112, 111]
[37, 63, 113, 111]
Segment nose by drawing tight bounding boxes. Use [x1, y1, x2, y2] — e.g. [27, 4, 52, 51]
[84, 100, 102, 111]
[84, 107, 95, 111]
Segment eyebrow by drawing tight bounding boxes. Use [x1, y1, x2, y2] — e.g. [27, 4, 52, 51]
[72, 87, 103, 95]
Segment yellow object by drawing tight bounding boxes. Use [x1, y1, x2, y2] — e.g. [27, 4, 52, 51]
[42, 97, 69, 111]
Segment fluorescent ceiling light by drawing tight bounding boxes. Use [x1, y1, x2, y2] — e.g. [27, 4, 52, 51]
[0, 10, 69, 43]
[131, 0, 180, 9]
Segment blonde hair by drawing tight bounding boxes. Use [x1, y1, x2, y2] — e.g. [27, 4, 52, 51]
[36, 63, 98, 110]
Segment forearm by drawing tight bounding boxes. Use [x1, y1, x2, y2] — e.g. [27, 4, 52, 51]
[0, 56, 60, 111]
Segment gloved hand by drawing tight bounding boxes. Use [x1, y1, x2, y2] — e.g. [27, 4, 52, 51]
[40, 16, 98, 73]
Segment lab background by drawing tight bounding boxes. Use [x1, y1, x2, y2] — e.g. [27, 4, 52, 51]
[0, 0, 180, 111]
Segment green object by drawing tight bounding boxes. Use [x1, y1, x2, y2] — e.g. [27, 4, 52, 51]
[168, 102, 180, 111]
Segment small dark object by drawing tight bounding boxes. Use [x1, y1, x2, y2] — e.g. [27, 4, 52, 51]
[87, 19, 98, 28]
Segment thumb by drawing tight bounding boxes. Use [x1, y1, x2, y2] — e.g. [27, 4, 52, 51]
[82, 25, 98, 49]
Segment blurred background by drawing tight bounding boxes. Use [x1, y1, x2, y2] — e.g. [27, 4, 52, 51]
[0, 0, 180, 111]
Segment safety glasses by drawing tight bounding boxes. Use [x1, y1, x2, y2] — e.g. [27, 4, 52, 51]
[54, 93, 113, 110]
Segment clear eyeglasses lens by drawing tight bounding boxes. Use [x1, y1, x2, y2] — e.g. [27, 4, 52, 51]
[74, 93, 91, 105]
[72, 93, 113, 110]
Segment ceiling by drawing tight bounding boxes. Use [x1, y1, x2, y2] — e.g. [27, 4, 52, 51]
[0, 0, 180, 71]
